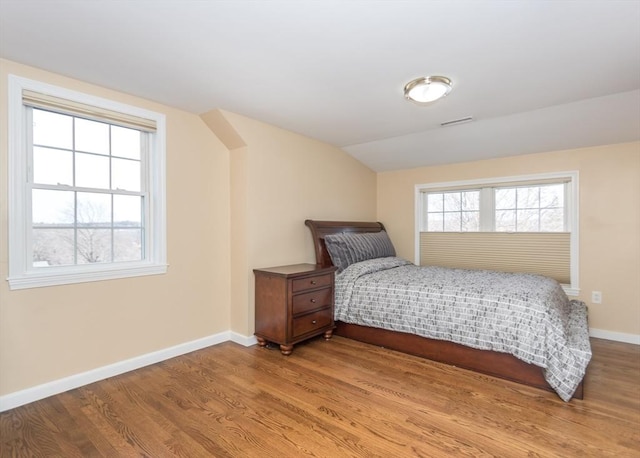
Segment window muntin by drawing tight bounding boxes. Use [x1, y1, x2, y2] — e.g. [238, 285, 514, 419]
[495, 184, 565, 232]
[424, 183, 567, 233]
[30, 108, 145, 268]
[426, 190, 480, 232]
[8, 75, 167, 290]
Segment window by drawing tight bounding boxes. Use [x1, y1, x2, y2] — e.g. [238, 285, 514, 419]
[8, 75, 167, 289]
[426, 190, 480, 231]
[423, 183, 568, 233]
[494, 184, 565, 232]
[416, 172, 579, 295]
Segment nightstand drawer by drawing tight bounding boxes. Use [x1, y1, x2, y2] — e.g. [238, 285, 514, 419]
[292, 288, 332, 315]
[292, 274, 332, 293]
[292, 308, 333, 338]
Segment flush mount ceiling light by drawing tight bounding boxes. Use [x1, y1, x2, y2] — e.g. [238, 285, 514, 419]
[404, 76, 452, 104]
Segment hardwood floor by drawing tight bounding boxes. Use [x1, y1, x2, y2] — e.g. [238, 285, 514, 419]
[1, 336, 638, 457]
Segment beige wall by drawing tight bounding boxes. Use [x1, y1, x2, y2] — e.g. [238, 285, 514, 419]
[202, 110, 377, 336]
[0, 59, 232, 396]
[0, 58, 377, 397]
[377, 143, 640, 336]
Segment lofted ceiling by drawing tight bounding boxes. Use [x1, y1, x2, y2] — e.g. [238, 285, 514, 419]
[1, 0, 639, 172]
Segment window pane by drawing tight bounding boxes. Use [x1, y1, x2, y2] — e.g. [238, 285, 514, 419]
[444, 212, 461, 231]
[461, 211, 480, 231]
[76, 228, 111, 264]
[33, 147, 73, 186]
[428, 191, 480, 232]
[540, 184, 564, 208]
[114, 229, 142, 262]
[111, 126, 141, 159]
[495, 188, 515, 209]
[114, 195, 141, 226]
[76, 152, 110, 189]
[427, 212, 443, 231]
[427, 193, 443, 212]
[495, 209, 516, 231]
[517, 209, 539, 231]
[32, 228, 75, 266]
[77, 192, 111, 226]
[33, 109, 72, 149]
[32, 189, 74, 225]
[444, 193, 461, 211]
[461, 191, 479, 210]
[495, 184, 565, 232]
[112, 158, 140, 192]
[517, 187, 539, 209]
[541, 208, 564, 231]
[75, 118, 109, 155]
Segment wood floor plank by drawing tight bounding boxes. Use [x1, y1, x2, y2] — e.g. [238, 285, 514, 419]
[156, 334, 329, 454]
[292, 342, 559, 456]
[182, 345, 398, 457]
[1, 336, 638, 457]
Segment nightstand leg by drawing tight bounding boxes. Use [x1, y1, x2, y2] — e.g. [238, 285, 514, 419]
[323, 329, 334, 340]
[280, 344, 293, 355]
[256, 337, 267, 347]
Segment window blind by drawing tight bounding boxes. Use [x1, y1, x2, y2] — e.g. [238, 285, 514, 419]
[23, 89, 156, 132]
[420, 232, 571, 284]
[419, 177, 572, 194]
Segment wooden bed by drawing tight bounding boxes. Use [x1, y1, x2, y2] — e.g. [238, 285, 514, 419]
[305, 219, 584, 399]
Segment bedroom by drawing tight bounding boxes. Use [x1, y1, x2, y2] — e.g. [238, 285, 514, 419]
[0, 0, 639, 455]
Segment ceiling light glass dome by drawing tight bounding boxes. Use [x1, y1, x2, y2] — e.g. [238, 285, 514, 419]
[404, 76, 452, 104]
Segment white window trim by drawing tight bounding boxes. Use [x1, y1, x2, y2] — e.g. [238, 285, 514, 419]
[7, 75, 167, 290]
[414, 171, 580, 296]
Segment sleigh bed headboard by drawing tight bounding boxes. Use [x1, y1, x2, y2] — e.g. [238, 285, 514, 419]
[304, 220, 387, 268]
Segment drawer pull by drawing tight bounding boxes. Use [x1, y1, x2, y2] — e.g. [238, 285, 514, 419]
[312, 320, 317, 324]
[310, 298, 316, 303]
[310, 280, 317, 285]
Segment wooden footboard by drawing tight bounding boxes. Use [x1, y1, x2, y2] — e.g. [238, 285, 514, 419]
[334, 321, 583, 400]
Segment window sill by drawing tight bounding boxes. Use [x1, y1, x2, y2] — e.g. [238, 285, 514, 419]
[7, 263, 168, 290]
[563, 286, 580, 297]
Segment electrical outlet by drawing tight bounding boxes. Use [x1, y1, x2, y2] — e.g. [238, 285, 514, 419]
[591, 291, 602, 304]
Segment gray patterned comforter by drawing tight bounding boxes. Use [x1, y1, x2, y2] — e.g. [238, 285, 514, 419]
[334, 256, 592, 401]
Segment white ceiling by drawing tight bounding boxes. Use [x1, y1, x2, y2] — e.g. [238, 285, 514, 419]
[1, 0, 639, 172]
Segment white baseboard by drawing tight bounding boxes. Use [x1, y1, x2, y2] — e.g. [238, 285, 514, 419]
[0, 331, 258, 413]
[2, 328, 635, 412]
[590, 328, 640, 345]
[229, 332, 259, 347]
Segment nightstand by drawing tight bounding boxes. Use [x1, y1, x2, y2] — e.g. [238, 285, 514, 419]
[254, 263, 337, 355]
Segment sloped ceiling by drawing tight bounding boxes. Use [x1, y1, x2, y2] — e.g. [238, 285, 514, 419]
[1, 0, 639, 171]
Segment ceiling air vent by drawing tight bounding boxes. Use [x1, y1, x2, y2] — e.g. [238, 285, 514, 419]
[440, 116, 474, 127]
